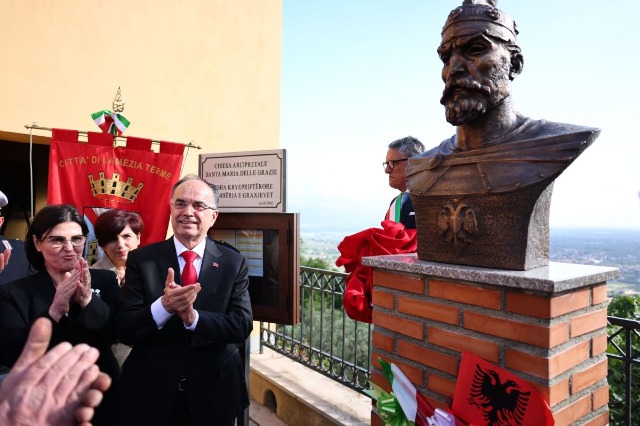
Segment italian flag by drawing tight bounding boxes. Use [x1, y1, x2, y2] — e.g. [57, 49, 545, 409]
[382, 359, 434, 426]
[366, 358, 439, 426]
[91, 109, 130, 136]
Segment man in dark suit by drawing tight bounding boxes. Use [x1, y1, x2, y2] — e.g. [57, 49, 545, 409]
[383, 136, 425, 229]
[0, 191, 31, 286]
[112, 174, 253, 426]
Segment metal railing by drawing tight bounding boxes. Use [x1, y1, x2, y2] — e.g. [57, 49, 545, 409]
[607, 316, 640, 426]
[259, 267, 372, 394]
[259, 266, 640, 423]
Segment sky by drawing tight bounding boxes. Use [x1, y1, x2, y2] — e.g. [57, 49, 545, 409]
[280, 0, 640, 235]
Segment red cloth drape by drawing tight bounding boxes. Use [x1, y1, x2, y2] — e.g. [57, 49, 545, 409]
[336, 220, 417, 323]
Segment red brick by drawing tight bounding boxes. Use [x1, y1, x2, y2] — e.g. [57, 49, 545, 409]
[582, 410, 609, 426]
[592, 284, 608, 305]
[592, 333, 608, 356]
[571, 357, 608, 394]
[506, 289, 589, 318]
[372, 331, 394, 353]
[373, 270, 424, 294]
[571, 308, 608, 338]
[505, 341, 589, 379]
[373, 311, 423, 339]
[592, 384, 609, 410]
[463, 311, 569, 347]
[397, 340, 458, 376]
[371, 412, 383, 426]
[428, 327, 499, 363]
[427, 373, 456, 399]
[370, 351, 392, 390]
[370, 370, 390, 393]
[429, 279, 500, 309]
[373, 289, 395, 310]
[398, 296, 459, 325]
[371, 351, 390, 371]
[553, 394, 591, 425]
[427, 396, 449, 412]
[532, 378, 569, 407]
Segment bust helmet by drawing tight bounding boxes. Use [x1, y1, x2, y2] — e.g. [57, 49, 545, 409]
[441, 0, 518, 45]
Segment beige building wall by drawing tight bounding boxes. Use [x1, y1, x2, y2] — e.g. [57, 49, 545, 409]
[0, 0, 282, 237]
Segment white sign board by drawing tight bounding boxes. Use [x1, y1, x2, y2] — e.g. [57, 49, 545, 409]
[199, 149, 285, 212]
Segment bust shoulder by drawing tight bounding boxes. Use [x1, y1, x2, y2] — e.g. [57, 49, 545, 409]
[407, 117, 600, 196]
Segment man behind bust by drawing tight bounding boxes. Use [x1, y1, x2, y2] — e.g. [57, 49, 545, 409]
[406, 0, 599, 269]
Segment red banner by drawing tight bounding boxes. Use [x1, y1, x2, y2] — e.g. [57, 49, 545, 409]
[47, 129, 184, 260]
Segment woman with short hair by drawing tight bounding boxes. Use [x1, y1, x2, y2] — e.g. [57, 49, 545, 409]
[92, 209, 143, 286]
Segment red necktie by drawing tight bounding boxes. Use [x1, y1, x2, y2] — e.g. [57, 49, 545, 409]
[180, 251, 198, 285]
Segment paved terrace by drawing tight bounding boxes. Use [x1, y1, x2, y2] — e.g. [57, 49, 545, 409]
[248, 347, 371, 425]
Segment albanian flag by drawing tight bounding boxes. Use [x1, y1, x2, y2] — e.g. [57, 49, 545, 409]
[452, 352, 554, 426]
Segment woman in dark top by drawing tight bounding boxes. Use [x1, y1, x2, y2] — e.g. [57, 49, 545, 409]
[91, 208, 143, 369]
[0, 204, 119, 425]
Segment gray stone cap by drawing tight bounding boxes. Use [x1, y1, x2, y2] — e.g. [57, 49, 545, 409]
[361, 254, 620, 294]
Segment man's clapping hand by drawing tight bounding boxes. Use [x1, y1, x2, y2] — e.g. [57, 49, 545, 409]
[161, 267, 200, 326]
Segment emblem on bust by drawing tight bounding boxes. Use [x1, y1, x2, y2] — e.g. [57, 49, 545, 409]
[438, 202, 478, 254]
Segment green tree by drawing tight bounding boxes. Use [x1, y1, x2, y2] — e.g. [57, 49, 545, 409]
[607, 294, 640, 425]
[608, 294, 640, 320]
[301, 256, 332, 270]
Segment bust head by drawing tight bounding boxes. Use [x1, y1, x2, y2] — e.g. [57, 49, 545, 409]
[438, 0, 523, 126]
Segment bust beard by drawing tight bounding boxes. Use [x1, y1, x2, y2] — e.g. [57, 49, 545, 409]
[440, 73, 511, 126]
[443, 90, 490, 125]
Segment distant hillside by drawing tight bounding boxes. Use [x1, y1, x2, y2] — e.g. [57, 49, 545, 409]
[301, 227, 640, 295]
[550, 228, 640, 294]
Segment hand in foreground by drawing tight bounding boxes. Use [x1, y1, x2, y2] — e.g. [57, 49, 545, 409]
[0, 249, 11, 273]
[0, 317, 112, 426]
[161, 268, 201, 325]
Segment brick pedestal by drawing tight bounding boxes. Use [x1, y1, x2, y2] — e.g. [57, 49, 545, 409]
[362, 254, 619, 426]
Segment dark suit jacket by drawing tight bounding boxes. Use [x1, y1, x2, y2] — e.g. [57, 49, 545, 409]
[0, 268, 120, 425]
[386, 192, 417, 229]
[112, 237, 253, 426]
[0, 237, 33, 286]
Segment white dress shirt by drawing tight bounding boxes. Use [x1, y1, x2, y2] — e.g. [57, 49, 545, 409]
[150, 237, 206, 330]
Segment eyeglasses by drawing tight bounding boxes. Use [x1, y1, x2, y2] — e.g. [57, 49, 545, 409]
[171, 200, 216, 212]
[44, 235, 87, 248]
[382, 158, 408, 170]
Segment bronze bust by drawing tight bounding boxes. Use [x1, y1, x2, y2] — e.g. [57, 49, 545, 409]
[406, 0, 599, 270]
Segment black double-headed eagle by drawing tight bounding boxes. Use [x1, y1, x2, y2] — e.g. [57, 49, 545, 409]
[468, 363, 531, 425]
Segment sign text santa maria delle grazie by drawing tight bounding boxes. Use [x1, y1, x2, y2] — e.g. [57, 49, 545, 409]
[199, 150, 285, 212]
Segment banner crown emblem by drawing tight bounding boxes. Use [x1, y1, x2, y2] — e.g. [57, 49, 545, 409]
[88, 172, 144, 203]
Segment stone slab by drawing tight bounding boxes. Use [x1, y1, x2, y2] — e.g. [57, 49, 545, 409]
[362, 254, 619, 294]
